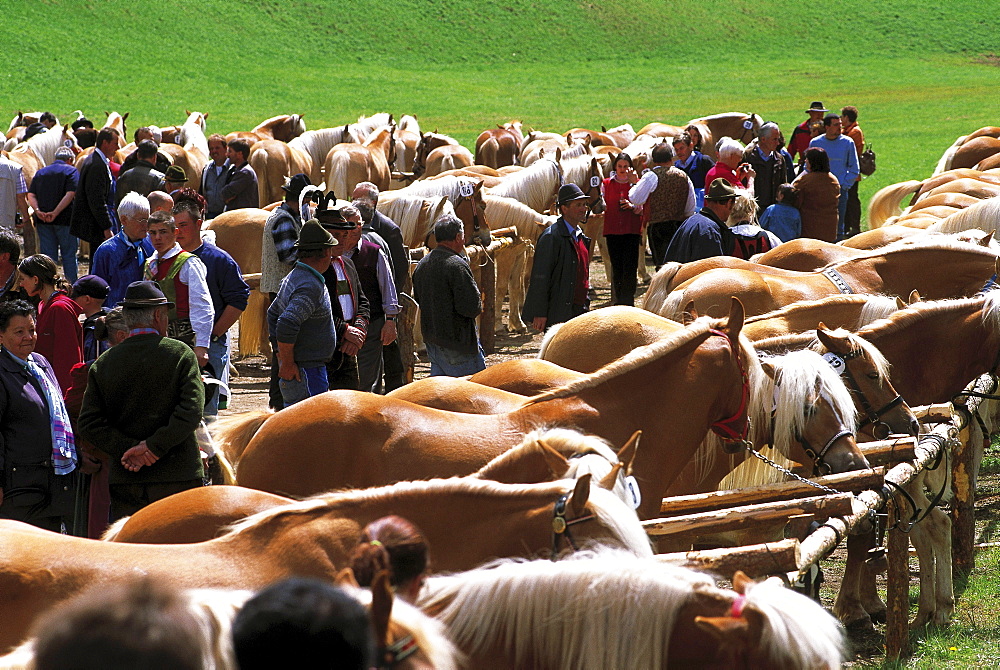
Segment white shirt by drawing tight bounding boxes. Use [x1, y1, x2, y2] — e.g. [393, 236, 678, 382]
[628, 166, 697, 218]
[147, 243, 214, 348]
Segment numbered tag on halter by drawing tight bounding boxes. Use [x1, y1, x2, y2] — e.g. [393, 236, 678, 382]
[590, 175, 601, 188]
[743, 120, 754, 130]
[64, 139, 74, 147]
[624, 476, 641, 509]
[458, 182, 474, 198]
[822, 352, 846, 374]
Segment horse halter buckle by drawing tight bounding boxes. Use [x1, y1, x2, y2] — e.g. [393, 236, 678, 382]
[836, 347, 901, 440]
[551, 493, 595, 559]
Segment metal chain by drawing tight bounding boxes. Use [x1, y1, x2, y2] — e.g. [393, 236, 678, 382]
[740, 442, 844, 496]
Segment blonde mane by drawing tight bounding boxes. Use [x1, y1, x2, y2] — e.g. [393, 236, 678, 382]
[178, 111, 209, 157]
[744, 293, 904, 331]
[482, 193, 557, 242]
[377, 194, 451, 247]
[419, 549, 843, 670]
[401, 175, 478, 206]
[561, 154, 604, 190]
[354, 113, 393, 139]
[16, 125, 76, 165]
[928, 197, 1000, 236]
[289, 126, 358, 169]
[855, 290, 1000, 342]
[484, 158, 562, 212]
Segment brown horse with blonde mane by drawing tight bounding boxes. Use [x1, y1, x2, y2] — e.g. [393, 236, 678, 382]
[0, 476, 650, 653]
[324, 123, 396, 197]
[656, 239, 1000, 319]
[225, 303, 750, 520]
[225, 114, 306, 144]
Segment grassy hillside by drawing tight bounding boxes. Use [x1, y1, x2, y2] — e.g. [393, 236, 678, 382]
[2, 1, 1000, 215]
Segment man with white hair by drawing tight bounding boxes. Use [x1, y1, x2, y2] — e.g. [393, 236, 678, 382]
[91, 192, 154, 307]
[27, 146, 79, 281]
[704, 138, 755, 191]
[742, 122, 785, 212]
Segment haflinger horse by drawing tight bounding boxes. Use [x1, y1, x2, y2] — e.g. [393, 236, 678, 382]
[0, 475, 650, 653]
[205, 208, 272, 357]
[475, 121, 523, 168]
[411, 131, 462, 178]
[158, 111, 210, 191]
[5, 124, 81, 184]
[483, 156, 563, 213]
[419, 550, 845, 670]
[325, 123, 396, 196]
[423, 143, 474, 177]
[656, 238, 1000, 320]
[226, 302, 753, 520]
[0, 574, 462, 670]
[288, 125, 361, 185]
[249, 139, 314, 206]
[106, 428, 638, 544]
[389, 175, 491, 247]
[684, 112, 764, 160]
[225, 114, 306, 144]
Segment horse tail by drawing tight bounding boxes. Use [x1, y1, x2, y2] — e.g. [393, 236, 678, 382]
[101, 516, 130, 541]
[478, 138, 499, 169]
[209, 410, 274, 472]
[237, 290, 268, 357]
[536, 321, 564, 360]
[212, 448, 238, 485]
[658, 288, 687, 320]
[328, 150, 352, 202]
[934, 135, 967, 175]
[642, 262, 682, 314]
[249, 146, 272, 206]
[867, 180, 921, 228]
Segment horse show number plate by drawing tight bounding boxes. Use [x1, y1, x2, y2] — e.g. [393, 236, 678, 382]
[459, 182, 475, 198]
[590, 176, 601, 188]
[625, 475, 641, 509]
[822, 353, 846, 374]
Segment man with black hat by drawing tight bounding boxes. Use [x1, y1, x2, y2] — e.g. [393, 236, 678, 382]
[788, 101, 829, 165]
[266, 219, 339, 406]
[521, 183, 592, 331]
[663, 178, 740, 264]
[163, 165, 188, 195]
[78, 280, 204, 521]
[70, 274, 110, 362]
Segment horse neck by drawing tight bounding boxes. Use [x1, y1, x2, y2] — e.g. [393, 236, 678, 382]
[29, 130, 59, 163]
[861, 303, 995, 404]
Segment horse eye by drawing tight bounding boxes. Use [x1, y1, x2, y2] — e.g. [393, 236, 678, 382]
[867, 372, 880, 380]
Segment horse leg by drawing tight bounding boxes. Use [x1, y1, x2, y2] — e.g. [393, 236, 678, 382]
[596, 234, 615, 303]
[928, 506, 955, 626]
[637, 228, 651, 283]
[506, 244, 529, 333]
[833, 530, 879, 632]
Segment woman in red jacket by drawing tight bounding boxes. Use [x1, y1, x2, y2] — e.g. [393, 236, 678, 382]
[602, 153, 642, 305]
[18, 254, 83, 393]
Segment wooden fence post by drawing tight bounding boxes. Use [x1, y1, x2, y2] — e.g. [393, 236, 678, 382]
[885, 498, 912, 660]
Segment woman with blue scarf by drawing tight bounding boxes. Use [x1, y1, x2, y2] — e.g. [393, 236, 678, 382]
[0, 299, 77, 531]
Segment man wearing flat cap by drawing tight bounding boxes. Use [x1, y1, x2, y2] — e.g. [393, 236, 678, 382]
[522, 183, 593, 331]
[78, 280, 204, 522]
[266, 219, 338, 407]
[70, 274, 110, 362]
[163, 165, 188, 195]
[663, 178, 740, 264]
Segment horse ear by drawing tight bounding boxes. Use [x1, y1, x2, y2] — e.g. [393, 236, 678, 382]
[598, 463, 622, 490]
[726, 297, 745, 341]
[335, 567, 360, 589]
[815, 324, 847, 353]
[681, 300, 699, 325]
[908, 289, 921, 304]
[555, 147, 562, 163]
[616, 430, 641, 476]
[732, 570, 754, 594]
[570, 474, 592, 516]
[894, 296, 906, 310]
[759, 361, 776, 379]
[537, 439, 570, 477]
[122, 112, 129, 121]
[693, 615, 749, 641]
[185, 109, 191, 116]
[370, 570, 394, 650]
[203, 112, 209, 120]
[601, 125, 608, 132]
[984, 229, 996, 246]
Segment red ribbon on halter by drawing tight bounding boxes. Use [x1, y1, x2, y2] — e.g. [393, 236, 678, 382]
[706, 329, 751, 444]
[730, 593, 748, 618]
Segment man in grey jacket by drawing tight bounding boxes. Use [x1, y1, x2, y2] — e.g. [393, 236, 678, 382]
[266, 220, 338, 406]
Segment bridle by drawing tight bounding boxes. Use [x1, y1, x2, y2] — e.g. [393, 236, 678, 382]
[550, 492, 596, 559]
[378, 633, 419, 669]
[737, 114, 759, 144]
[834, 347, 903, 440]
[768, 389, 853, 477]
[706, 329, 752, 448]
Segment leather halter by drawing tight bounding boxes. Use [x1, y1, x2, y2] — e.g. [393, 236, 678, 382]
[737, 114, 759, 144]
[379, 634, 419, 669]
[836, 347, 902, 440]
[821, 267, 853, 294]
[706, 329, 752, 446]
[550, 493, 595, 559]
[769, 395, 852, 477]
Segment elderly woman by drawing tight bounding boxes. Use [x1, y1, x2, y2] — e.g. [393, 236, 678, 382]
[18, 254, 83, 393]
[704, 138, 755, 191]
[793, 147, 842, 243]
[0, 300, 77, 531]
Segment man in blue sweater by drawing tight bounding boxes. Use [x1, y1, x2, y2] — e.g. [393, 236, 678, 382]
[172, 193, 250, 414]
[809, 114, 860, 241]
[266, 220, 338, 406]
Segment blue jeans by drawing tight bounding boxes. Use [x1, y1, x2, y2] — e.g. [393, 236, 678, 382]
[836, 186, 850, 241]
[278, 365, 329, 406]
[203, 333, 231, 416]
[37, 225, 78, 282]
[426, 341, 486, 377]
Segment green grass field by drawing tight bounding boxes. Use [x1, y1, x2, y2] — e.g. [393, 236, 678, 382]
[4, 5, 1000, 664]
[3, 1, 1000, 221]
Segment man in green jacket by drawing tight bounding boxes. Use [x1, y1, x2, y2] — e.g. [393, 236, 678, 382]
[78, 280, 204, 522]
